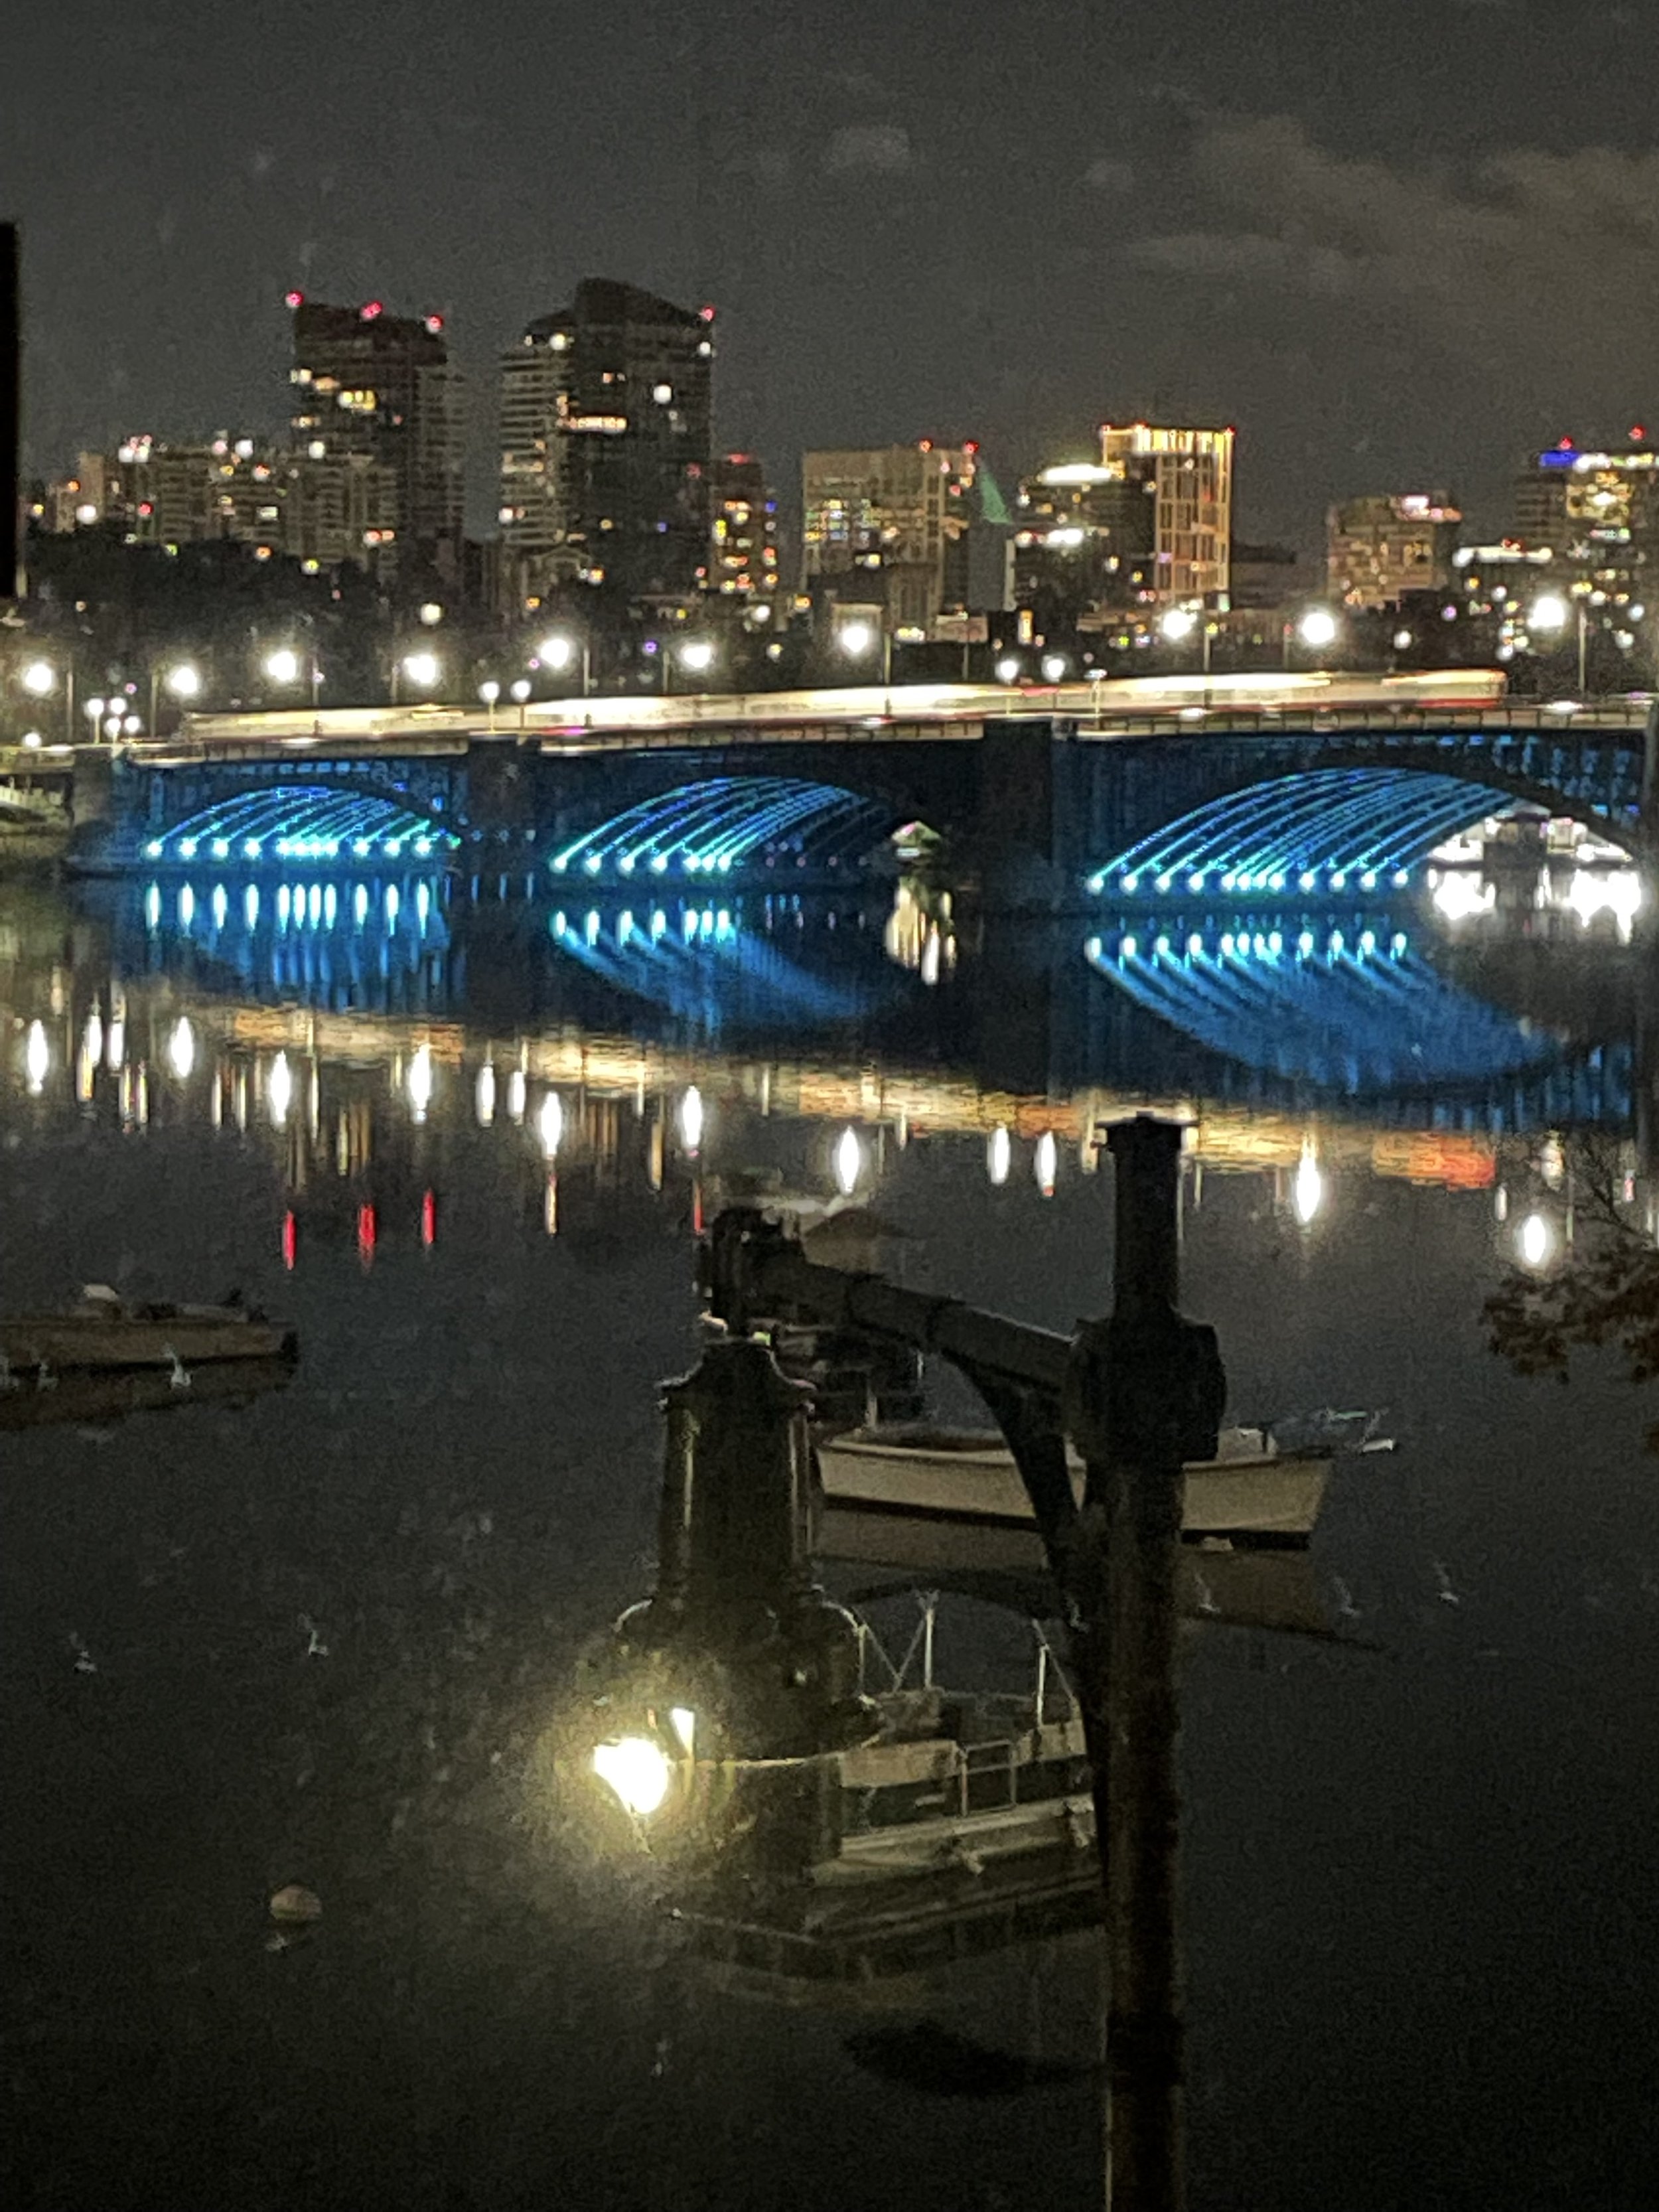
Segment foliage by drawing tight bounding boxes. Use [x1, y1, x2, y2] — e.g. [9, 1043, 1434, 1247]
[1485, 1137, 1659, 1449]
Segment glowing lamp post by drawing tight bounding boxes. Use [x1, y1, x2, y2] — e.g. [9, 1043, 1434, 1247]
[477, 678, 501, 733]
[149, 661, 200, 736]
[395, 650, 441, 704]
[1159, 605, 1214, 680]
[669, 638, 716, 696]
[1529, 591, 1588, 696]
[837, 618, 892, 686]
[538, 631, 591, 697]
[264, 644, 321, 707]
[19, 657, 74, 743]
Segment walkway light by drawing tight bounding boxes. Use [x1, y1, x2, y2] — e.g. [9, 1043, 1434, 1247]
[591, 1736, 672, 1818]
[1041, 652, 1068, 683]
[678, 638, 715, 674]
[21, 660, 55, 696]
[839, 620, 876, 658]
[1159, 609, 1196, 643]
[165, 663, 201, 699]
[995, 654, 1022, 684]
[540, 634, 576, 670]
[1529, 593, 1568, 632]
[1298, 608, 1338, 650]
[401, 650, 439, 690]
[1518, 1213, 1553, 1269]
[264, 648, 301, 685]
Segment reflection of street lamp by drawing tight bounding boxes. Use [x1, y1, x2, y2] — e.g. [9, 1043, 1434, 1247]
[1529, 591, 1588, 695]
[1518, 1212, 1554, 1270]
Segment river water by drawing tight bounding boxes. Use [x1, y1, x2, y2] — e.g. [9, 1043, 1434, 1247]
[2, 865, 1656, 2210]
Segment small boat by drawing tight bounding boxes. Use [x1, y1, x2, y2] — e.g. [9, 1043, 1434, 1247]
[0, 1355, 297, 1434]
[816, 1422, 1334, 1546]
[0, 1287, 297, 1381]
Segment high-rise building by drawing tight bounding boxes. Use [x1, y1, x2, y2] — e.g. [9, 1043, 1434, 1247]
[289, 297, 464, 574]
[48, 435, 397, 570]
[496, 280, 715, 609]
[1013, 461, 1157, 631]
[1098, 422, 1234, 606]
[1506, 439, 1658, 658]
[1327, 492, 1462, 608]
[706, 453, 779, 601]
[800, 441, 978, 634]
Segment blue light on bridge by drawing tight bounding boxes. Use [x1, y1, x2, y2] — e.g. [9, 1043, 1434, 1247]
[142, 786, 457, 869]
[548, 777, 897, 880]
[1090, 767, 1526, 898]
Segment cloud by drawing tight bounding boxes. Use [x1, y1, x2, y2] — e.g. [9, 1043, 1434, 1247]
[1122, 115, 1659, 409]
[824, 125, 914, 176]
[1082, 157, 1134, 194]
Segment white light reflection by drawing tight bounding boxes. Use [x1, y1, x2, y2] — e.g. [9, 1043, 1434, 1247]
[25, 1020, 48, 1094]
[1034, 1130, 1057, 1197]
[407, 1043, 433, 1121]
[1518, 1213, 1553, 1270]
[987, 1125, 1011, 1186]
[539, 1090, 565, 1159]
[834, 1126, 863, 1196]
[268, 1051, 293, 1127]
[1292, 1140, 1324, 1226]
[679, 1084, 704, 1155]
[475, 1063, 496, 1127]
[508, 1068, 527, 1124]
[168, 1018, 195, 1080]
[1431, 873, 1491, 922]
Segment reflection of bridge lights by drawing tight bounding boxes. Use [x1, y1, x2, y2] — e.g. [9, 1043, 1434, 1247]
[538, 1090, 564, 1159]
[145, 885, 161, 929]
[475, 1064, 496, 1127]
[1034, 1131, 1057, 1197]
[1518, 1213, 1553, 1269]
[407, 1045, 434, 1121]
[25, 1021, 48, 1094]
[1432, 873, 1491, 922]
[834, 1126, 863, 1196]
[679, 1086, 704, 1155]
[1292, 1142, 1324, 1226]
[268, 1051, 293, 1126]
[168, 1018, 195, 1080]
[508, 1069, 526, 1124]
[987, 1125, 1011, 1185]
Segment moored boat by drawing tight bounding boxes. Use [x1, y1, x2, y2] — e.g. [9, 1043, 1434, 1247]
[0, 1288, 297, 1380]
[816, 1422, 1333, 1545]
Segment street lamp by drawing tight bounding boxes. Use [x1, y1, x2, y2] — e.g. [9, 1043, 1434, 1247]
[538, 631, 591, 696]
[1529, 591, 1588, 695]
[1040, 651, 1069, 685]
[994, 654, 1023, 684]
[1159, 605, 1214, 680]
[837, 619, 892, 684]
[147, 661, 200, 735]
[510, 676, 532, 739]
[263, 644, 323, 707]
[1297, 607, 1338, 653]
[19, 657, 75, 744]
[478, 678, 501, 733]
[397, 650, 441, 701]
[670, 638, 716, 694]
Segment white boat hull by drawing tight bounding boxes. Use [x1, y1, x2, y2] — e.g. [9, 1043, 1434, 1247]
[817, 1428, 1330, 1544]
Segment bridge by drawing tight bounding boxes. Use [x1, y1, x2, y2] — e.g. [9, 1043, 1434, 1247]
[29, 674, 1658, 912]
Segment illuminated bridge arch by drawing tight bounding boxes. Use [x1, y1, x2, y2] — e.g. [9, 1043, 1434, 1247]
[1085, 922, 1568, 1098]
[549, 776, 901, 881]
[1089, 764, 1634, 900]
[142, 785, 459, 867]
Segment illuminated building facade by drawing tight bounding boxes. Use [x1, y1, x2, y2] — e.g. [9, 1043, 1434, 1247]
[1099, 422, 1234, 607]
[1498, 440, 1659, 668]
[706, 453, 779, 602]
[1327, 493, 1461, 608]
[1013, 461, 1155, 632]
[289, 297, 464, 575]
[496, 280, 714, 609]
[800, 442, 978, 634]
[47, 437, 397, 571]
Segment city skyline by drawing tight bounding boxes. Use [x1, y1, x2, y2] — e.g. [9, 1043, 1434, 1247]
[7, 0, 1658, 557]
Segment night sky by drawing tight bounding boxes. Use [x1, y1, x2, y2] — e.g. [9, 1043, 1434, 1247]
[6, 0, 1657, 549]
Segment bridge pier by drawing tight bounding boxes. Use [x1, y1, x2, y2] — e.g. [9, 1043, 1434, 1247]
[968, 720, 1095, 915]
